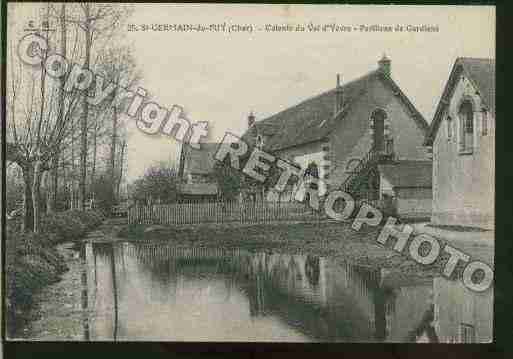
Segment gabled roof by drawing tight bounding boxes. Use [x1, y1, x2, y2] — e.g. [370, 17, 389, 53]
[425, 57, 495, 146]
[378, 161, 432, 188]
[178, 143, 219, 177]
[249, 69, 428, 152]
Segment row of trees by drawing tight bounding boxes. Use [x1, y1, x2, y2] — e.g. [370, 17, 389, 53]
[5, 3, 137, 232]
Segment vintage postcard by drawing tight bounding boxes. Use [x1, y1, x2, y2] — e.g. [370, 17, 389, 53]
[3, 3, 495, 343]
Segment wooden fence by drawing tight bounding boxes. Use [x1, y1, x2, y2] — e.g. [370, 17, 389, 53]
[128, 199, 383, 226]
[128, 201, 327, 225]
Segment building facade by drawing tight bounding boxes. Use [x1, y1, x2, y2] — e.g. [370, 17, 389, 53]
[425, 58, 495, 229]
[177, 143, 219, 202]
[245, 55, 431, 214]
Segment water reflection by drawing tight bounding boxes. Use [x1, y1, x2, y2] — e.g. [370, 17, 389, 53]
[83, 242, 492, 342]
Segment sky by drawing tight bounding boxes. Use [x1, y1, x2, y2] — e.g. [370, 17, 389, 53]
[6, 4, 496, 182]
[123, 4, 495, 181]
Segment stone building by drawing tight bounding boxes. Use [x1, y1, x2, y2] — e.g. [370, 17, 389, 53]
[244, 55, 431, 212]
[424, 58, 495, 229]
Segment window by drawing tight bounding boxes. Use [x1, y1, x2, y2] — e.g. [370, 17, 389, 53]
[459, 323, 476, 343]
[458, 101, 474, 153]
[446, 116, 453, 140]
[482, 109, 488, 136]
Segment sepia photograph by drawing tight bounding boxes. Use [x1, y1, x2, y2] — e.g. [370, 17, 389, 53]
[2, 3, 495, 344]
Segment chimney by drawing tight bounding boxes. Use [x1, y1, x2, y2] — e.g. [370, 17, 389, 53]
[334, 74, 344, 114]
[378, 54, 391, 76]
[248, 111, 255, 128]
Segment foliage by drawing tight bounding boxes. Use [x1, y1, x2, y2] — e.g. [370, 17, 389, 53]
[91, 174, 117, 213]
[212, 159, 244, 202]
[40, 210, 104, 243]
[131, 163, 179, 204]
[212, 145, 288, 202]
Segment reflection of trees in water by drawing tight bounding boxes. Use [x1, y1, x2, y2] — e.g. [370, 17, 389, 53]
[80, 245, 90, 340]
[248, 255, 386, 341]
[305, 255, 320, 287]
[108, 245, 118, 341]
[90, 243, 390, 342]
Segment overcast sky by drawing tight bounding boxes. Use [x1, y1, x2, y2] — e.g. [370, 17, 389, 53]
[123, 4, 494, 181]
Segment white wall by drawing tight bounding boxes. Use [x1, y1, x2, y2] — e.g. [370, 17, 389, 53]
[431, 74, 495, 229]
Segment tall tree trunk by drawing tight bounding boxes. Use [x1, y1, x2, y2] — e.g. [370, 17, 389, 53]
[110, 105, 118, 198]
[48, 155, 58, 213]
[71, 120, 75, 209]
[116, 140, 126, 199]
[79, 4, 91, 210]
[46, 168, 54, 214]
[91, 116, 97, 187]
[49, 4, 67, 213]
[32, 161, 44, 233]
[21, 165, 34, 232]
[62, 156, 67, 210]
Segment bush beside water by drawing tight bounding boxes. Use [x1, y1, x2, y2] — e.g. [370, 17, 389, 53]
[5, 210, 105, 336]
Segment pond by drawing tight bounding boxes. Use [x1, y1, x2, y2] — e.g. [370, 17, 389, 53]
[81, 242, 493, 342]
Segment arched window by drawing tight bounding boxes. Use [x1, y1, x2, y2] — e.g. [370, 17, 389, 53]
[446, 116, 453, 140]
[458, 101, 474, 153]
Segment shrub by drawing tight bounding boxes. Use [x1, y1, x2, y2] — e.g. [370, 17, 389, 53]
[40, 209, 105, 243]
[67, 209, 105, 230]
[5, 230, 68, 333]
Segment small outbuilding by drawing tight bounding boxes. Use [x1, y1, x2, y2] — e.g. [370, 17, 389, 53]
[378, 160, 432, 219]
[177, 143, 219, 202]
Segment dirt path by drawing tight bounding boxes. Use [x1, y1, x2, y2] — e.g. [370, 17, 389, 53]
[12, 219, 128, 340]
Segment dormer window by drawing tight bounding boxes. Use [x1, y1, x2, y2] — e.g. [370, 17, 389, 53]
[458, 100, 474, 154]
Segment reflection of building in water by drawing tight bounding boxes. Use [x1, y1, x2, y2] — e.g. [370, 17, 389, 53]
[433, 277, 493, 343]
[243, 252, 389, 341]
[379, 272, 433, 342]
[85, 243, 490, 342]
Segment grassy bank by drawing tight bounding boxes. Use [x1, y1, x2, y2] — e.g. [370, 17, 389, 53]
[5, 210, 105, 337]
[118, 221, 452, 280]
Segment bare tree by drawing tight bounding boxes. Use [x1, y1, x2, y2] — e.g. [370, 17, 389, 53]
[95, 45, 139, 201]
[6, 3, 135, 230]
[6, 8, 82, 232]
[46, 3, 67, 213]
[67, 3, 133, 210]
